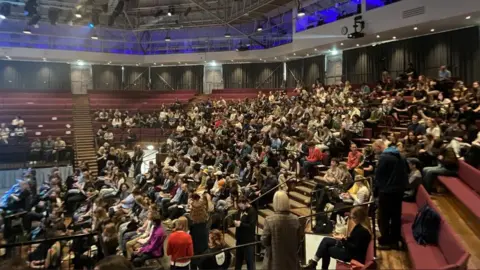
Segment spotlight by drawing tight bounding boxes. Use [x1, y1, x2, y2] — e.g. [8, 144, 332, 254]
[466, 16, 471, 20]
[91, 34, 98, 40]
[392, 36, 396, 39]
[75, 11, 82, 18]
[77, 60, 84, 66]
[165, 36, 171, 41]
[297, 8, 305, 17]
[413, 27, 418, 30]
[430, 29, 435, 32]
[146, 145, 154, 150]
[340, 43, 344, 45]
[376, 35, 380, 38]
[0, 3, 11, 19]
[23, 28, 32, 34]
[42, 57, 46, 61]
[356, 44, 359, 47]
[256, 26, 263, 32]
[48, 8, 60, 25]
[224, 32, 231, 38]
[88, 23, 94, 28]
[331, 49, 338, 55]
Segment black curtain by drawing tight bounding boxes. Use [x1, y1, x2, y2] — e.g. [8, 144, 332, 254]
[286, 55, 325, 87]
[151, 65, 203, 92]
[124, 66, 149, 91]
[343, 26, 480, 84]
[92, 65, 122, 90]
[0, 60, 70, 90]
[223, 63, 283, 89]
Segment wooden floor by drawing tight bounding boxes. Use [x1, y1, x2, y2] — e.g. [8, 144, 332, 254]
[432, 194, 480, 270]
[374, 193, 480, 270]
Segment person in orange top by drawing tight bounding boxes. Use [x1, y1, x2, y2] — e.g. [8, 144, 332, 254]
[347, 143, 363, 178]
[302, 141, 324, 180]
[167, 216, 193, 270]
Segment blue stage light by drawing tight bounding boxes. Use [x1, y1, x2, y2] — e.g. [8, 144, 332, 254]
[88, 23, 94, 28]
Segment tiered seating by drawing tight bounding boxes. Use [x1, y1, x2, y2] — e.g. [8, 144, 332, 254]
[437, 161, 480, 220]
[88, 90, 196, 111]
[0, 91, 74, 163]
[209, 88, 296, 100]
[401, 185, 470, 270]
[0, 92, 74, 141]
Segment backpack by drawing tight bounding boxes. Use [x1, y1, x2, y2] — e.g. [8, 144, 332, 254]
[412, 204, 441, 245]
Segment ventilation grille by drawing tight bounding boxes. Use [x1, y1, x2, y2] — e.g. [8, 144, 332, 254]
[402, 6, 425, 19]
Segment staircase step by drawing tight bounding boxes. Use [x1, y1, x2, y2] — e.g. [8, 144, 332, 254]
[294, 185, 313, 196]
[289, 191, 311, 204]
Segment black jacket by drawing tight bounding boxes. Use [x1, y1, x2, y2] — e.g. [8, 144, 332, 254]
[199, 245, 232, 270]
[234, 206, 257, 244]
[342, 224, 371, 264]
[374, 147, 408, 195]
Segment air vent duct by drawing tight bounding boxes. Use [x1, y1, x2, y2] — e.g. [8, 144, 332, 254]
[403, 6, 425, 19]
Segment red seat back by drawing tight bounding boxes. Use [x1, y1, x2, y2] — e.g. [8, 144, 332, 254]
[458, 160, 480, 193]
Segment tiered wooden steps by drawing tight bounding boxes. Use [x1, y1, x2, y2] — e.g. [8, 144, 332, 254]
[72, 95, 97, 176]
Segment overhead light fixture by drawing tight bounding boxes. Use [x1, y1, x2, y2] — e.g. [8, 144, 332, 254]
[263, 60, 266, 62]
[224, 32, 231, 38]
[121, 66, 124, 70]
[88, 23, 94, 28]
[91, 34, 98, 40]
[430, 28, 435, 32]
[0, 3, 11, 19]
[274, 57, 277, 59]
[306, 53, 309, 56]
[413, 27, 418, 30]
[466, 16, 471, 20]
[331, 49, 338, 55]
[314, 48, 317, 51]
[42, 57, 46, 61]
[392, 36, 396, 39]
[136, 63, 139, 66]
[153, 62, 156, 65]
[256, 26, 263, 32]
[178, 62, 181, 64]
[165, 36, 171, 42]
[259, 58, 262, 60]
[376, 35, 380, 38]
[5, 56, 11, 60]
[107, 61, 111, 64]
[161, 64, 163, 66]
[340, 43, 344, 45]
[77, 60, 84, 66]
[372, 43, 377, 47]
[293, 53, 296, 56]
[210, 61, 217, 66]
[356, 44, 359, 47]
[75, 11, 82, 18]
[23, 28, 32, 34]
[297, 8, 305, 17]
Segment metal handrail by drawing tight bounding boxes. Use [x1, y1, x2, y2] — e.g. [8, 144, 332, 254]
[0, 232, 95, 249]
[175, 240, 262, 262]
[249, 176, 295, 205]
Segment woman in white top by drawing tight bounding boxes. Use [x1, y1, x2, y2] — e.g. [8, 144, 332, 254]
[124, 116, 134, 127]
[111, 116, 123, 128]
[426, 118, 441, 139]
[0, 123, 9, 144]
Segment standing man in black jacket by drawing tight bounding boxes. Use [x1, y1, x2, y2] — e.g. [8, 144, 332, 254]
[234, 196, 257, 270]
[372, 139, 408, 250]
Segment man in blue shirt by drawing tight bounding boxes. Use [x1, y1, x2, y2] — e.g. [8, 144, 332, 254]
[438, 65, 451, 81]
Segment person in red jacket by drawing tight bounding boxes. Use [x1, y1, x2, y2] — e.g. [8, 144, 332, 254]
[302, 141, 324, 180]
[167, 216, 193, 270]
[347, 143, 363, 178]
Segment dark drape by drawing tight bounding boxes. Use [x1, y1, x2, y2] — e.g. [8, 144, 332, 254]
[286, 55, 325, 87]
[0, 60, 71, 90]
[342, 26, 480, 84]
[124, 66, 149, 91]
[92, 65, 122, 90]
[222, 63, 283, 89]
[151, 65, 203, 92]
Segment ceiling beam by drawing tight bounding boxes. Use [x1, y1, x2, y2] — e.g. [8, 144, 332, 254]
[188, 0, 268, 48]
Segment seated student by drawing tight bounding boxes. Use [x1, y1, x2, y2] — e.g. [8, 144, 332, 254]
[30, 138, 42, 161]
[422, 146, 458, 193]
[162, 184, 189, 222]
[112, 116, 123, 128]
[0, 123, 9, 145]
[98, 109, 109, 122]
[403, 158, 422, 202]
[42, 136, 55, 161]
[53, 137, 66, 162]
[7, 181, 31, 212]
[346, 143, 363, 177]
[302, 141, 324, 180]
[302, 206, 371, 270]
[131, 213, 166, 267]
[14, 123, 27, 144]
[11, 116, 23, 129]
[27, 224, 65, 269]
[198, 229, 232, 270]
[100, 223, 119, 257]
[104, 129, 114, 144]
[320, 158, 344, 185]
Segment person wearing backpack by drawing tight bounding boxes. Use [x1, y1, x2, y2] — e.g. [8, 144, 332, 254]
[372, 140, 408, 250]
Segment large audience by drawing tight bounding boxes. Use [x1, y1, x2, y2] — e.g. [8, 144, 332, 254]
[0, 63, 480, 270]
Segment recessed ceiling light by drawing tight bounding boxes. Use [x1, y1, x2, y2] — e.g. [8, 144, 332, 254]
[356, 44, 359, 47]
[340, 43, 344, 46]
[376, 35, 380, 38]
[293, 53, 296, 56]
[91, 35, 98, 40]
[392, 36, 396, 39]
[314, 48, 317, 51]
[466, 16, 471, 20]
[430, 29, 435, 32]
[413, 27, 418, 30]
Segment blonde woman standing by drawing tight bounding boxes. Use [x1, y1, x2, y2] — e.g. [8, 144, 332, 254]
[261, 191, 303, 270]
